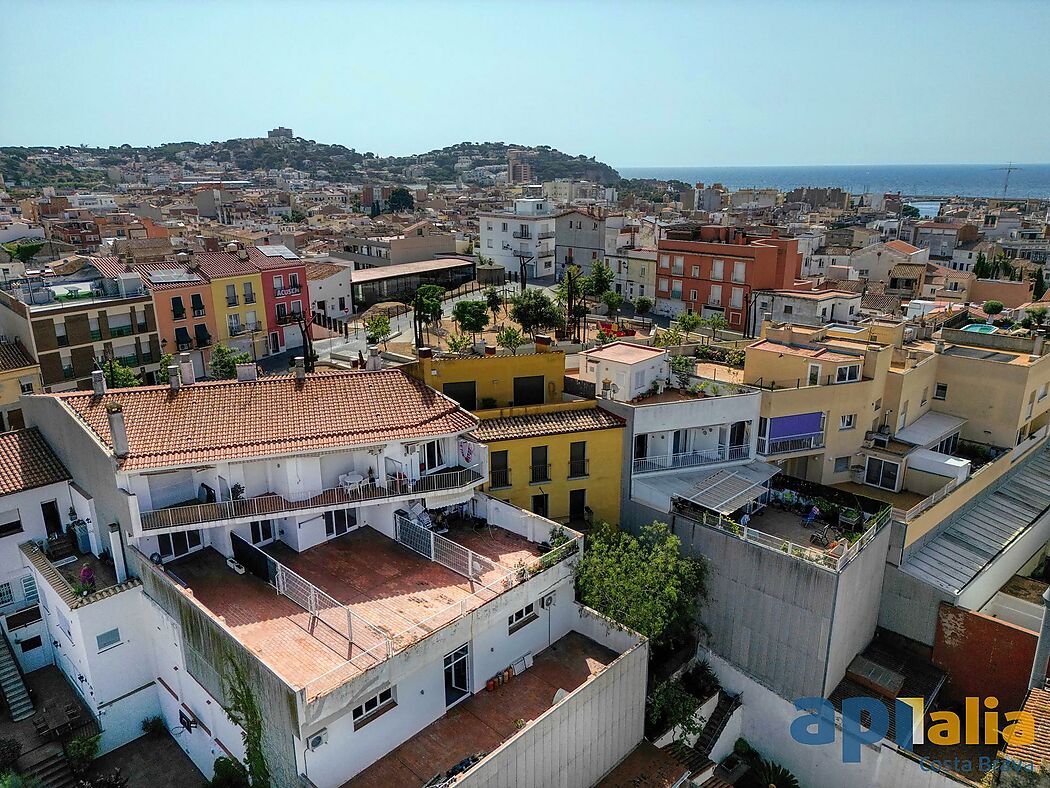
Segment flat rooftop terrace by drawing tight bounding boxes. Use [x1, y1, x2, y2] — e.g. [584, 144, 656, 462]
[344, 631, 616, 788]
[166, 524, 545, 695]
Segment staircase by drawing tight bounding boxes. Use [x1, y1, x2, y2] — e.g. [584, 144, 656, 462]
[46, 533, 77, 563]
[662, 741, 712, 775]
[20, 745, 75, 788]
[0, 628, 33, 720]
[693, 691, 741, 757]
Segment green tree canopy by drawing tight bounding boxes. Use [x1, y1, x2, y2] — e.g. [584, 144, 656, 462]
[496, 326, 525, 355]
[2, 240, 44, 264]
[412, 284, 445, 344]
[575, 521, 706, 650]
[634, 296, 654, 316]
[1034, 269, 1047, 300]
[676, 312, 702, 336]
[510, 290, 561, 338]
[387, 187, 414, 212]
[364, 314, 391, 346]
[209, 344, 252, 379]
[900, 204, 921, 219]
[585, 260, 615, 298]
[484, 287, 503, 323]
[100, 359, 142, 388]
[982, 300, 1004, 315]
[601, 290, 624, 319]
[451, 299, 490, 341]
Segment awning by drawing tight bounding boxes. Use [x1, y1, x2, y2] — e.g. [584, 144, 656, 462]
[174, 327, 191, 344]
[194, 324, 211, 345]
[769, 413, 823, 440]
[191, 293, 206, 310]
[680, 461, 781, 514]
[894, 411, 967, 447]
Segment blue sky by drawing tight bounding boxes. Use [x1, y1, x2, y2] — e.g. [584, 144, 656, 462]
[4, 0, 1049, 166]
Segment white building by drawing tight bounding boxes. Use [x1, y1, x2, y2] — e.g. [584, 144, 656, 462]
[305, 258, 355, 319]
[479, 199, 559, 280]
[19, 367, 646, 786]
[751, 289, 862, 335]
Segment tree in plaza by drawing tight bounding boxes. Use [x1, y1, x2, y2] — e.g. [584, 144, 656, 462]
[412, 284, 445, 346]
[387, 187, 414, 212]
[364, 314, 391, 348]
[209, 344, 252, 379]
[484, 286, 503, 325]
[634, 296, 654, 327]
[585, 260, 615, 298]
[451, 300, 490, 343]
[601, 290, 624, 322]
[496, 326, 525, 355]
[676, 311, 702, 340]
[574, 521, 706, 651]
[510, 289, 562, 338]
[706, 314, 728, 340]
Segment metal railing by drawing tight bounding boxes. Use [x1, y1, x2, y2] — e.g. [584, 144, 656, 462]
[537, 230, 555, 240]
[138, 468, 484, 531]
[530, 463, 551, 483]
[892, 477, 960, 521]
[489, 468, 511, 489]
[633, 445, 749, 474]
[512, 231, 532, 239]
[568, 458, 589, 478]
[538, 248, 554, 258]
[227, 296, 239, 306]
[758, 435, 825, 456]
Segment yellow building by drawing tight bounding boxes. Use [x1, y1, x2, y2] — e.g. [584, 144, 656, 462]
[405, 348, 624, 525]
[0, 341, 41, 431]
[197, 254, 268, 359]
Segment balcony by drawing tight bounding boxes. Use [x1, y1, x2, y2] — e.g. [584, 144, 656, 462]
[538, 230, 555, 240]
[276, 313, 299, 326]
[172, 310, 186, 321]
[108, 325, 133, 338]
[244, 294, 257, 304]
[227, 296, 240, 307]
[568, 458, 589, 479]
[490, 468, 511, 489]
[538, 248, 555, 258]
[228, 325, 244, 336]
[530, 463, 551, 484]
[137, 467, 486, 532]
[192, 308, 206, 317]
[633, 444, 749, 474]
[176, 341, 193, 351]
[758, 434, 825, 456]
[512, 231, 532, 240]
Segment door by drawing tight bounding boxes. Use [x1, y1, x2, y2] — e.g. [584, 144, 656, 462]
[325, 508, 355, 538]
[513, 375, 544, 406]
[40, 501, 62, 538]
[269, 332, 280, 354]
[158, 529, 202, 560]
[442, 381, 477, 410]
[531, 493, 549, 518]
[531, 445, 549, 483]
[443, 644, 470, 708]
[250, 520, 274, 546]
[569, 489, 586, 523]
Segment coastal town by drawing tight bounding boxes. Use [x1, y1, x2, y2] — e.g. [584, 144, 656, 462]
[0, 132, 1047, 788]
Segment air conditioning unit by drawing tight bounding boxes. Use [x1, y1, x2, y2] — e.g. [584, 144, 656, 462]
[540, 593, 555, 609]
[307, 729, 328, 751]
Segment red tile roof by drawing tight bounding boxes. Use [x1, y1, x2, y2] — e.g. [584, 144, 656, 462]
[0, 428, 71, 496]
[1005, 685, 1050, 767]
[0, 341, 36, 373]
[885, 240, 920, 254]
[53, 370, 478, 470]
[193, 252, 259, 279]
[473, 406, 624, 442]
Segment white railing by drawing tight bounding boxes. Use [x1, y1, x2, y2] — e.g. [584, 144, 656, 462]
[394, 514, 507, 584]
[138, 468, 484, 531]
[891, 477, 960, 521]
[758, 434, 825, 456]
[687, 508, 889, 573]
[633, 447, 738, 473]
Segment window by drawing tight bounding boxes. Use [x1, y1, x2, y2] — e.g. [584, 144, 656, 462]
[569, 441, 587, 478]
[324, 508, 356, 538]
[865, 457, 900, 491]
[934, 383, 948, 400]
[55, 322, 68, 347]
[19, 636, 42, 653]
[531, 445, 550, 483]
[274, 275, 284, 291]
[0, 583, 11, 606]
[158, 529, 202, 560]
[807, 364, 821, 386]
[731, 287, 743, 309]
[352, 687, 395, 729]
[501, 222, 508, 232]
[711, 259, 724, 280]
[96, 628, 121, 652]
[250, 519, 274, 545]
[486, 239, 492, 248]
[840, 414, 857, 430]
[732, 261, 746, 283]
[921, 387, 929, 406]
[244, 282, 255, 303]
[783, 304, 793, 315]
[1040, 383, 1049, 402]
[691, 265, 700, 277]
[21, 576, 37, 604]
[508, 602, 537, 634]
[834, 456, 851, 473]
[490, 450, 510, 489]
[226, 284, 238, 306]
[672, 256, 684, 275]
[290, 272, 300, 289]
[659, 254, 670, 269]
[709, 285, 722, 306]
[689, 289, 698, 302]
[835, 364, 860, 383]
[171, 296, 186, 320]
[486, 222, 492, 231]
[670, 281, 682, 299]
[658, 277, 668, 293]
[531, 493, 549, 517]
[0, 512, 22, 538]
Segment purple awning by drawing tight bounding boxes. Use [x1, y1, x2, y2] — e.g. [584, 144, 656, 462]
[769, 413, 823, 440]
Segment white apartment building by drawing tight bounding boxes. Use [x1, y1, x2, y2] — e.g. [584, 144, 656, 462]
[479, 199, 558, 280]
[17, 367, 646, 787]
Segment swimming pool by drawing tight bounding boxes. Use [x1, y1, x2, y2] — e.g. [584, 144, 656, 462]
[962, 324, 998, 334]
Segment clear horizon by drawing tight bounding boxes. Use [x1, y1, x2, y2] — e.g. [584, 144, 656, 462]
[3, 0, 1049, 167]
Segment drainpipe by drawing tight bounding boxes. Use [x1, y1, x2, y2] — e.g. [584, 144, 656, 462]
[1029, 587, 1050, 690]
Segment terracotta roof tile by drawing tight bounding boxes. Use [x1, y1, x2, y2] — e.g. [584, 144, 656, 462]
[1005, 686, 1050, 766]
[885, 239, 920, 254]
[0, 428, 71, 496]
[52, 370, 478, 470]
[194, 252, 258, 279]
[0, 341, 36, 373]
[473, 406, 624, 442]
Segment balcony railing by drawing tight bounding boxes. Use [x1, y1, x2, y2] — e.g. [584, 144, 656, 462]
[530, 463, 551, 484]
[758, 434, 825, 456]
[633, 445, 749, 474]
[172, 311, 186, 321]
[176, 341, 193, 351]
[568, 459, 589, 478]
[227, 296, 240, 307]
[244, 294, 257, 304]
[137, 467, 485, 531]
[538, 230, 555, 240]
[512, 231, 532, 240]
[108, 325, 133, 338]
[538, 248, 555, 258]
[490, 469, 511, 489]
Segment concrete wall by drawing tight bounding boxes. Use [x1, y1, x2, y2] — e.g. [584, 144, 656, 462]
[461, 613, 647, 788]
[878, 565, 953, 646]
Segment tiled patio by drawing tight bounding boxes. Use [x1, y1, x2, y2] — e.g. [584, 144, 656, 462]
[344, 631, 617, 787]
[744, 507, 837, 549]
[92, 731, 206, 788]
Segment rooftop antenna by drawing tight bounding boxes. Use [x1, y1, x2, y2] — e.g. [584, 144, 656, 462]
[992, 162, 1022, 198]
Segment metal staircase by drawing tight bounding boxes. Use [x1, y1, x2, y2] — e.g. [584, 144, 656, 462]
[0, 627, 33, 720]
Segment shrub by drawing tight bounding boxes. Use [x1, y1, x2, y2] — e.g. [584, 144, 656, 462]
[65, 734, 101, 776]
[209, 757, 249, 788]
[646, 678, 703, 742]
[982, 300, 1004, 316]
[680, 660, 720, 700]
[752, 758, 800, 788]
[141, 715, 166, 737]
[77, 770, 129, 788]
[0, 739, 21, 773]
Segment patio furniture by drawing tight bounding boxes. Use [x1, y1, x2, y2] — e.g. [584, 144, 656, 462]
[32, 717, 49, 737]
[339, 473, 365, 495]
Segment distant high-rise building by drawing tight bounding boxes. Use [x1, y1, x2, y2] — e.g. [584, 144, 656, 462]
[507, 149, 534, 184]
[268, 127, 294, 139]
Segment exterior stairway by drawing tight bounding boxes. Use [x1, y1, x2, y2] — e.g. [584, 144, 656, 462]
[0, 628, 33, 720]
[693, 691, 741, 757]
[46, 533, 77, 563]
[20, 744, 75, 788]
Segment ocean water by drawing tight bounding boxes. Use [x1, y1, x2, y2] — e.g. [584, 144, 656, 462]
[617, 164, 1050, 200]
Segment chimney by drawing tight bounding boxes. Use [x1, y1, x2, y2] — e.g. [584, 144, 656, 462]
[106, 402, 129, 458]
[293, 357, 306, 382]
[535, 334, 552, 353]
[905, 350, 918, 369]
[236, 363, 258, 381]
[417, 347, 433, 359]
[1035, 334, 1045, 356]
[91, 370, 107, 397]
[178, 353, 195, 385]
[237, 249, 249, 261]
[366, 347, 382, 371]
[167, 365, 181, 392]
[1029, 587, 1050, 690]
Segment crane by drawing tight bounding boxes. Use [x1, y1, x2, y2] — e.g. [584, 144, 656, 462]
[992, 163, 1022, 198]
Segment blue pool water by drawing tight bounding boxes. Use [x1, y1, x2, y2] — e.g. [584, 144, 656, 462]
[962, 324, 998, 334]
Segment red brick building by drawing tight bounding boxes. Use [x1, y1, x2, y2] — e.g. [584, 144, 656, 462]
[654, 226, 802, 334]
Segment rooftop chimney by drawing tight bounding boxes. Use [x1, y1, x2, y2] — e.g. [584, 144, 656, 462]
[1029, 587, 1050, 690]
[236, 363, 258, 382]
[905, 350, 918, 369]
[167, 365, 181, 392]
[417, 347, 433, 359]
[237, 249, 249, 261]
[535, 334, 552, 353]
[91, 370, 107, 397]
[106, 403, 129, 458]
[366, 347, 382, 371]
[179, 353, 195, 385]
[1034, 334, 1045, 356]
[294, 357, 306, 382]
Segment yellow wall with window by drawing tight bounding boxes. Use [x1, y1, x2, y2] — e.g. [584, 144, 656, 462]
[209, 273, 267, 355]
[409, 351, 564, 408]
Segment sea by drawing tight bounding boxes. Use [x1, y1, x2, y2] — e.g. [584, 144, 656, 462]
[616, 164, 1050, 201]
